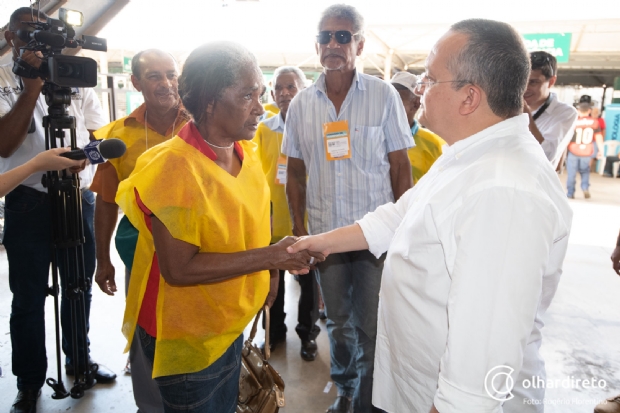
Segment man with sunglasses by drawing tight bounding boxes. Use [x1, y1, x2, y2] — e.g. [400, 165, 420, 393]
[282, 4, 413, 413]
[523, 51, 577, 169]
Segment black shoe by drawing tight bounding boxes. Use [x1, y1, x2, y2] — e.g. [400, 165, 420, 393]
[300, 339, 318, 361]
[10, 389, 40, 413]
[319, 309, 327, 321]
[326, 395, 352, 413]
[66, 359, 117, 384]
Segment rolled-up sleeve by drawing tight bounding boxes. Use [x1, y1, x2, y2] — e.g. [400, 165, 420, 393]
[434, 187, 561, 413]
[356, 187, 414, 258]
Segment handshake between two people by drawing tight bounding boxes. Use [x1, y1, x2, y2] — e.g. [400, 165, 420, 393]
[268, 235, 328, 275]
[269, 224, 366, 275]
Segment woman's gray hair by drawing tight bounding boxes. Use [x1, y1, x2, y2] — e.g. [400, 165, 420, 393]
[272, 66, 307, 88]
[179, 41, 259, 124]
[317, 4, 365, 40]
[448, 19, 531, 118]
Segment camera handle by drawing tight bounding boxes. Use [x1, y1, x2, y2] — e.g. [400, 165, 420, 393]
[41, 84, 94, 399]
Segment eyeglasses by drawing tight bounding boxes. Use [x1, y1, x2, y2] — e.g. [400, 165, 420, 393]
[530, 52, 554, 77]
[316, 30, 360, 45]
[413, 73, 468, 96]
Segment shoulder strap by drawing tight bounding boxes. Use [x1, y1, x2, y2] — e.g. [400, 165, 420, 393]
[532, 94, 553, 121]
[248, 305, 271, 360]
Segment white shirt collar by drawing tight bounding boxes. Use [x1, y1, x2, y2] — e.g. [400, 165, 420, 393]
[262, 111, 285, 133]
[442, 114, 530, 162]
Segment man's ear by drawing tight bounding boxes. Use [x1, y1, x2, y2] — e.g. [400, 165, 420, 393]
[271, 89, 275, 102]
[356, 38, 365, 56]
[459, 84, 482, 116]
[4, 30, 12, 45]
[130, 75, 142, 92]
[548, 75, 557, 88]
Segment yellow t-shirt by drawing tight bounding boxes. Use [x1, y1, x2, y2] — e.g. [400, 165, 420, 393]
[91, 103, 188, 202]
[263, 102, 279, 116]
[116, 122, 270, 378]
[407, 126, 446, 184]
[253, 117, 292, 243]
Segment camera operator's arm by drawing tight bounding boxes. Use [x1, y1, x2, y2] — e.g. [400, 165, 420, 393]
[0, 51, 44, 158]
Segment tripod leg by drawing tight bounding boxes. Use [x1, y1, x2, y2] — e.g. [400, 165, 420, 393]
[45, 172, 69, 400]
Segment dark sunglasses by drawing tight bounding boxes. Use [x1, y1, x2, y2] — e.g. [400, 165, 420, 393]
[530, 52, 555, 77]
[316, 30, 360, 45]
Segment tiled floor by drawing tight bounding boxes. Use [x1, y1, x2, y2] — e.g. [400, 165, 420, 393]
[0, 173, 619, 413]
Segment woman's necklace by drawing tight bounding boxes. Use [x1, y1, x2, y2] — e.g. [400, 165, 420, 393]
[204, 139, 234, 149]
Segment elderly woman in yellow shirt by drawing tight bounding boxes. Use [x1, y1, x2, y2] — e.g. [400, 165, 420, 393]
[116, 42, 323, 413]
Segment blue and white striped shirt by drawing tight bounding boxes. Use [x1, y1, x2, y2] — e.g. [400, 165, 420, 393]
[282, 71, 413, 235]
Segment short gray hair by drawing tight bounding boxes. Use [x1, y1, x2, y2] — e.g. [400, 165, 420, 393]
[448, 19, 530, 118]
[179, 42, 259, 124]
[272, 66, 307, 88]
[317, 4, 365, 40]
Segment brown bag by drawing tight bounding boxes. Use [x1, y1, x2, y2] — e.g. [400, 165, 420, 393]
[237, 305, 285, 413]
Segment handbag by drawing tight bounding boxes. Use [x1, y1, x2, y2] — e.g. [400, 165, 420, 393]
[237, 305, 286, 413]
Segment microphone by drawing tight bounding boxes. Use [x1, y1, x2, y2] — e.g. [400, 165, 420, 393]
[60, 139, 126, 164]
[17, 29, 66, 48]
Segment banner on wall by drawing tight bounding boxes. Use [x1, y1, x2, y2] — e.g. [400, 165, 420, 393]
[522, 33, 572, 63]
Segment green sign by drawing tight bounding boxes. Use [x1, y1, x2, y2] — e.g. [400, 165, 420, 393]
[523, 33, 572, 63]
[126, 91, 144, 115]
[123, 56, 132, 73]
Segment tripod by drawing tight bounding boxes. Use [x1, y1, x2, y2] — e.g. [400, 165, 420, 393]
[41, 82, 95, 399]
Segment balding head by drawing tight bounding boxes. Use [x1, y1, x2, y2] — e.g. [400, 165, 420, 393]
[130, 49, 180, 113]
[131, 49, 178, 79]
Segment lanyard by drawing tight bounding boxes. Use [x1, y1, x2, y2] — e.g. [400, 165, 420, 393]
[532, 94, 552, 121]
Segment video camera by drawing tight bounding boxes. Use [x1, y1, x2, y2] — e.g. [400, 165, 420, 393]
[12, 8, 107, 88]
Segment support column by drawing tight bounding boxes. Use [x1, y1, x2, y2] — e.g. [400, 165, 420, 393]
[384, 49, 393, 80]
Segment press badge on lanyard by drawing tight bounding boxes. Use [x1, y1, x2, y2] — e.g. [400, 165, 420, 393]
[275, 156, 287, 185]
[323, 120, 351, 161]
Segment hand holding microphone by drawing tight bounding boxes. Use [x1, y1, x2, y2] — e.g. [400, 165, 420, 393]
[60, 138, 127, 164]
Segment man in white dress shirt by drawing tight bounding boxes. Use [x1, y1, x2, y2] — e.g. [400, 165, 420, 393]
[288, 19, 572, 413]
[523, 51, 577, 169]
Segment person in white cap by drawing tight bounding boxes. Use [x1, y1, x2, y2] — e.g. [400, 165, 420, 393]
[390, 71, 446, 184]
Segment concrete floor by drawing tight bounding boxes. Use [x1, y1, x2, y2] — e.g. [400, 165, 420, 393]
[0, 172, 619, 413]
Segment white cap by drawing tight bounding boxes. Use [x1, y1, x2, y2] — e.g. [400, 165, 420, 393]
[390, 71, 417, 95]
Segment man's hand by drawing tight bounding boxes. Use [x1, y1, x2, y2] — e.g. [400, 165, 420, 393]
[612, 245, 620, 275]
[268, 236, 325, 274]
[19, 50, 44, 91]
[523, 98, 532, 115]
[95, 259, 117, 295]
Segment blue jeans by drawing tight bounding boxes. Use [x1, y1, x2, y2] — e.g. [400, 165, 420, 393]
[138, 326, 243, 413]
[566, 152, 591, 197]
[316, 250, 385, 413]
[5, 185, 95, 391]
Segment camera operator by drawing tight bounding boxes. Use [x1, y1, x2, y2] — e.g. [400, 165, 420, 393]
[1, 7, 115, 413]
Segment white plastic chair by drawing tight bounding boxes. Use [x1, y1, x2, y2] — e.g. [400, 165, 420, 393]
[599, 141, 620, 175]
